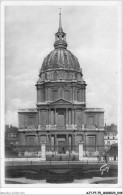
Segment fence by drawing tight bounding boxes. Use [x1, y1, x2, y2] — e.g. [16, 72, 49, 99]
[5, 144, 112, 159]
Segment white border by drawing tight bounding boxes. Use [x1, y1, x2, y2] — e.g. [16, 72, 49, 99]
[0, 0, 122, 194]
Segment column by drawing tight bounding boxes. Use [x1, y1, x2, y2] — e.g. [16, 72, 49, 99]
[71, 109, 72, 125]
[66, 134, 69, 153]
[66, 134, 69, 145]
[46, 135, 48, 151]
[54, 134, 57, 153]
[74, 134, 76, 151]
[47, 109, 49, 125]
[72, 87, 74, 101]
[95, 135, 97, 151]
[49, 109, 51, 125]
[74, 88, 77, 101]
[72, 134, 75, 151]
[37, 88, 39, 102]
[84, 135, 86, 153]
[54, 108, 57, 125]
[40, 141, 46, 161]
[45, 88, 47, 101]
[81, 109, 84, 129]
[49, 134, 51, 151]
[74, 109, 76, 125]
[78, 141, 84, 161]
[66, 108, 68, 125]
[72, 109, 74, 125]
[38, 110, 41, 126]
[84, 88, 86, 102]
[82, 89, 84, 102]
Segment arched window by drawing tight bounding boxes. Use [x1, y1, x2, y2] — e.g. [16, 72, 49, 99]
[52, 90, 58, 101]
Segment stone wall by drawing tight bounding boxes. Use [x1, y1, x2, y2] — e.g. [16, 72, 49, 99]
[84, 110, 104, 129]
[18, 111, 38, 128]
[37, 84, 86, 103]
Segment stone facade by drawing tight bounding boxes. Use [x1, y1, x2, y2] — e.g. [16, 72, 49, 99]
[18, 13, 104, 156]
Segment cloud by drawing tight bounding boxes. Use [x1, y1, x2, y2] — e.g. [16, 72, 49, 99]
[5, 98, 36, 126]
[5, 110, 18, 126]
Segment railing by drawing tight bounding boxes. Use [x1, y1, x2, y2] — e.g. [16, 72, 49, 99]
[19, 125, 104, 132]
[5, 144, 112, 158]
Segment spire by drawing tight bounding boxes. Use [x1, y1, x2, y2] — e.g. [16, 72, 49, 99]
[58, 8, 62, 32]
[54, 9, 68, 49]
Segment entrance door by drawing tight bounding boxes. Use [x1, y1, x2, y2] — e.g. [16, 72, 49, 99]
[58, 141, 66, 154]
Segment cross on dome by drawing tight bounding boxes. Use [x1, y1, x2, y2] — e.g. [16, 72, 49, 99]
[58, 8, 62, 32]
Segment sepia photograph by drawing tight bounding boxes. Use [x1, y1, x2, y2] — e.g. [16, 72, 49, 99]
[0, 0, 122, 194]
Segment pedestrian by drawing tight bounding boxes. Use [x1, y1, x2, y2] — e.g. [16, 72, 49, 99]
[104, 154, 107, 163]
[59, 155, 62, 161]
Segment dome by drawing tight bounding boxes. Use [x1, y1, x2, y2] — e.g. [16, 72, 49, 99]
[40, 11, 82, 74]
[41, 49, 81, 72]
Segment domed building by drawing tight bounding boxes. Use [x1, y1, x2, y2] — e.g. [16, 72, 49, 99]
[18, 12, 104, 157]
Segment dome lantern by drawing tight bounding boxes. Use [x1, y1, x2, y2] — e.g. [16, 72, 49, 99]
[54, 9, 68, 49]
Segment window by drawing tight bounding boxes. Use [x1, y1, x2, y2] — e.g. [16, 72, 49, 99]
[52, 90, 58, 101]
[57, 111, 65, 126]
[86, 136, 96, 152]
[88, 116, 94, 125]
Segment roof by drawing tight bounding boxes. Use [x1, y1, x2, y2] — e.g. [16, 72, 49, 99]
[18, 108, 37, 113]
[40, 49, 81, 72]
[85, 108, 104, 113]
[40, 12, 81, 73]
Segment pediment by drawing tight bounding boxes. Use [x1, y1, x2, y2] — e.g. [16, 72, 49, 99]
[50, 99, 73, 105]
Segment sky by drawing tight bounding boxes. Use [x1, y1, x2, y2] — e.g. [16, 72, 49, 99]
[4, 4, 119, 126]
